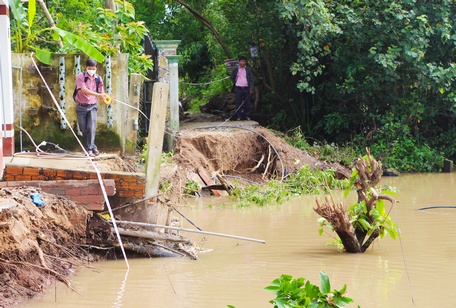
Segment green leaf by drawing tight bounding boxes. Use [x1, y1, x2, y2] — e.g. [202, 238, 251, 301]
[320, 271, 330, 294]
[381, 189, 399, 198]
[28, 0, 36, 32]
[335, 296, 354, 306]
[273, 298, 291, 308]
[358, 218, 372, 231]
[386, 227, 398, 240]
[339, 284, 347, 294]
[9, 0, 25, 22]
[35, 48, 53, 65]
[52, 27, 105, 63]
[264, 286, 280, 292]
[376, 199, 385, 216]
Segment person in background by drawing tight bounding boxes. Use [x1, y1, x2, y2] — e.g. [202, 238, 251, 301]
[230, 56, 254, 120]
[74, 58, 107, 157]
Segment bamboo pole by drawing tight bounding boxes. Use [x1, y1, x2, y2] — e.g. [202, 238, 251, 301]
[113, 220, 266, 244]
[117, 228, 190, 243]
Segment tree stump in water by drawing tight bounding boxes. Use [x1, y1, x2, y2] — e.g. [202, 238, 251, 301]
[315, 197, 362, 253]
[314, 149, 397, 253]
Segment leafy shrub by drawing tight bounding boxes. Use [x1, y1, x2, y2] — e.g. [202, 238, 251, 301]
[264, 272, 357, 308]
[282, 127, 358, 167]
[231, 166, 349, 207]
[180, 63, 232, 113]
[355, 120, 445, 172]
[184, 181, 199, 195]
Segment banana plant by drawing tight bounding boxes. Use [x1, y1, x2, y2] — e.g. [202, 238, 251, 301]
[9, 0, 104, 64]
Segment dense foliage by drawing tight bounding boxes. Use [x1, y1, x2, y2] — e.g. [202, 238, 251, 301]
[133, 0, 455, 172]
[9, 0, 456, 171]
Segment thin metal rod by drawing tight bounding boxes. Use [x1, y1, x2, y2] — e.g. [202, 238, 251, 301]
[172, 206, 203, 231]
[113, 220, 266, 244]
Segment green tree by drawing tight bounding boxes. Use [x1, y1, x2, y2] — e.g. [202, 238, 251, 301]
[128, 0, 455, 170]
[281, 0, 455, 168]
[10, 0, 152, 76]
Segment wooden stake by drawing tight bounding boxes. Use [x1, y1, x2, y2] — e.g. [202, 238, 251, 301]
[145, 82, 170, 198]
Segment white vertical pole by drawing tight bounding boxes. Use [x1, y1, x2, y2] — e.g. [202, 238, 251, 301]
[165, 55, 182, 150]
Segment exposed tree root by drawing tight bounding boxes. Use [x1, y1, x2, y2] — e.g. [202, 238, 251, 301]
[315, 197, 361, 253]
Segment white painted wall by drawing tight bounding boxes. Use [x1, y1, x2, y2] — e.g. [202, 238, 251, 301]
[0, 0, 15, 157]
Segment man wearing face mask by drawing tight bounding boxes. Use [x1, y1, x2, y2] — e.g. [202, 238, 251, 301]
[74, 58, 107, 157]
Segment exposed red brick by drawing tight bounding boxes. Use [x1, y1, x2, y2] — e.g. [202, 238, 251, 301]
[5, 166, 23, 175]
[72, 171, 89, 180]
[119, 175, 138, 183]
[43, 169, 58, 177]
[116, 182, 130, 189]
[118, 190, 135, 197]
[15, 175, 32, 181]
[56, 170, 73, 179]
[47, 188, 67, 195]
[80, 186, 101, 195]
[22, 168, 40, 176]
[126, 183, 145, 190]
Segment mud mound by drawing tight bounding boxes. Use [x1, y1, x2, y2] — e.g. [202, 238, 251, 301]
[0, 187, 91, 307]
[174, 126, 349, 183]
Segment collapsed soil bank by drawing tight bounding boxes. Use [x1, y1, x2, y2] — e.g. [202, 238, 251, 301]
[0, 187, 90, 307]
[0, 124, 349, 307]
[172, 126, 349, 185]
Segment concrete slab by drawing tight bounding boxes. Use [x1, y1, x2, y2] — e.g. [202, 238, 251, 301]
[180, 120, 259, 130]
[6, 153, 119, 171]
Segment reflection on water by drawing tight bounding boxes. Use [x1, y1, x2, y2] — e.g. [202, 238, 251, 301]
[23, 173, 456, 308]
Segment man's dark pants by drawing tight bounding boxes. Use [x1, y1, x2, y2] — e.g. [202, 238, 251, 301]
[235, 86, 251, 119]
[76, 103, 98, 152]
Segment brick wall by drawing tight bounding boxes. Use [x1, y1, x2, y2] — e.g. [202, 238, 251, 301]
[3, 165, 146, 211]
[0, 179, 116, 211]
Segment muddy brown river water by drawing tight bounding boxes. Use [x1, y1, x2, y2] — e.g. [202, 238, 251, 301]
[23, 173, 456, 308]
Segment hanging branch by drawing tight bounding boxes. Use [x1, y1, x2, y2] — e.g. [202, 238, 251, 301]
[36, 0, 63, 48]
[175, 0, 232, 59]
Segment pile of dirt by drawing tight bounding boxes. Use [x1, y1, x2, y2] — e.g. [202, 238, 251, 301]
[171, 126, 349, 186]
[0, 187, 92, 307]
